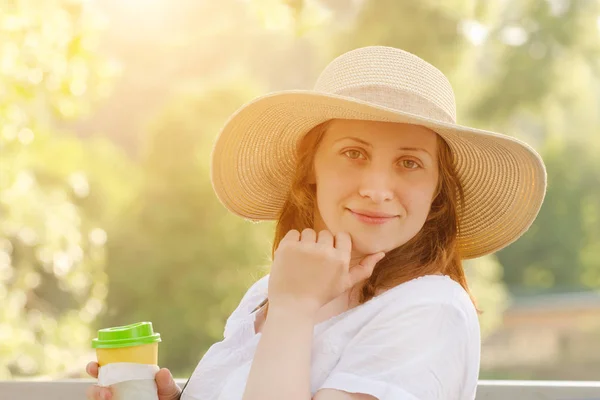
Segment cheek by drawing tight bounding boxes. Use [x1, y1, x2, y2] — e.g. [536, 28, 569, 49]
[316, 168, 355, 200]
[402, 181, 437, 219]
[315, 171, 355, 224]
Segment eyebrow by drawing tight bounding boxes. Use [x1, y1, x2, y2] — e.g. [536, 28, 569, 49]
[334, 136, 433, 158]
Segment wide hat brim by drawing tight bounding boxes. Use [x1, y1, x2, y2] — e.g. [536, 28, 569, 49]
[210, 90, 547, 259]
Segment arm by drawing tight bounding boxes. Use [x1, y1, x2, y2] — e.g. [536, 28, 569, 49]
[242, 302, 316, 400]
[243, 229, 384, 400]
[241, 301, 377, 400]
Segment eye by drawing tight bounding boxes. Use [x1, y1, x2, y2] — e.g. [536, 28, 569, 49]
[343, 149, 366, 160]
[401, 159, 421, 169]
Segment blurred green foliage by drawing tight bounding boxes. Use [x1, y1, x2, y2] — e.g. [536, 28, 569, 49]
[2, 0, 600, 380]
[498, 139, 600, 294]
[101, 77, 274, 373]
[0, 0, 129, 378]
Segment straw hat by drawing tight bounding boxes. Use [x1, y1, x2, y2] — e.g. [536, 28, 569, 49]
[210, 46, 547, 259]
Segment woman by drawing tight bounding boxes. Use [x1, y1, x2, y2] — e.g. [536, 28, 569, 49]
[86, 46, 546, 400]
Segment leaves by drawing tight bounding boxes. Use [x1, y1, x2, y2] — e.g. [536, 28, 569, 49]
[0, 0, 125, 378]
[100, 77, 274, 376]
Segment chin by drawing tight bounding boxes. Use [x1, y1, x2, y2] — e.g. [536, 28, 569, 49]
[348, 234, 394, 255]
[324, 216, 414, 255]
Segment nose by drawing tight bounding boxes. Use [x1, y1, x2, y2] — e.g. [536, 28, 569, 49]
[358, 168, 395, 204]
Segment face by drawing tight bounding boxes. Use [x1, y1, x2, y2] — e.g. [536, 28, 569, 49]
[311, 119, 439, 257]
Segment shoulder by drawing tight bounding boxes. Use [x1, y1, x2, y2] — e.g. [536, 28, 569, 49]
[364, 275, 479, 337]
[236, 273, 270, 313]
[386, 274, 464, 298]
[316, 275, 481, 400]
[247, 273, 270, 298]
[376, 275, 472, 308]
[223, 273, 269, 338]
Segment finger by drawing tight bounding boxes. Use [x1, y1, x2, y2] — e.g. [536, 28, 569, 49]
[85, 384, 97, 400]
[86, 384, 112, 400]
[156, 368, 181, 400]
[86, 361, 99, 378]
[282, 229, 300, 242]
[317, 230, 333, 247]
[300, 228, 316, 243]
[334, 232, 352, 253]
[350, 252, 385, 285]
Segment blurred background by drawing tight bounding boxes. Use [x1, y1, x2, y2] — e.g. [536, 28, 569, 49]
[1, 0, 600, 382]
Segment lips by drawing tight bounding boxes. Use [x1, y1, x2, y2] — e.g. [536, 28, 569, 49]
[347, 208, 398, 225]
[348, 209, 397, 218]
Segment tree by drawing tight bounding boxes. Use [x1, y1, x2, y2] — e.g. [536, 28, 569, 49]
[464, 256, 510, 339]
[497, 138, 600, 295]
[466, 0, 600, 294]
[467, 0, 600, 131]
[0, 0, 129, 378]
[100, 76, 274, 376]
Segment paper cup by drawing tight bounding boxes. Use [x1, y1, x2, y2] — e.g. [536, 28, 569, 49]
[92, 322, 162, 400]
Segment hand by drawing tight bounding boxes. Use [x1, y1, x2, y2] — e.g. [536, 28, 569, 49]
[268, 229, 385, 313]
[85, 361, 181, 400]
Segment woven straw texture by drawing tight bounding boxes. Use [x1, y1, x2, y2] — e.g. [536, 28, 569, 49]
[210, 46, 547, 259]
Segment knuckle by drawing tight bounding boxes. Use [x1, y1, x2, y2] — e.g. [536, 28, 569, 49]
[335, 250, 349, 263]
[321, 246, 338, 260]
[318, 230, 332, 239]
[85, 361, 96, 377]
[298, 241, 312, 252]
[336, 231, 349, 239]
[326, 252, 339, 264]
[275, 239, 299, 256]
[281, 240, 296, 249]
[283, 230, 299, 241]
[314, 243, 329, 255]
[274, 246, 286, 257]
[336, 232, 351, 246]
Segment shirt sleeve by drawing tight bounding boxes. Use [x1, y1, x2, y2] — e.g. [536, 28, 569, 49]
[223, 273, 269, 339]
[317, 298, 474, 400]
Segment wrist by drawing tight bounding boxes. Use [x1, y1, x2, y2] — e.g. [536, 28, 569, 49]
[269, 297, 320, 319]
[266, 305, 317, 332]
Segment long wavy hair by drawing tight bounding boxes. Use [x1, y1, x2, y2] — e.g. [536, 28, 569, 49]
[258, 119, 480, 319]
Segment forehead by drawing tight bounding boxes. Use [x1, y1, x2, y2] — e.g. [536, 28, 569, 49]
[323, 119, 439, 148]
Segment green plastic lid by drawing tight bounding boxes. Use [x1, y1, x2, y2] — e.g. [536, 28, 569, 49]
[92, 322, 161, 349]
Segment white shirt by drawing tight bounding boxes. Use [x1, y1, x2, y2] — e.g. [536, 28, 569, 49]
[181, 274, 481, 400]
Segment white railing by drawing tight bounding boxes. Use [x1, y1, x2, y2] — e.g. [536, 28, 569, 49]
[1, 380, 600, 399]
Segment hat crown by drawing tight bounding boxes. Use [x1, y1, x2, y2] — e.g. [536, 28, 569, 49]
[314, 46, 457, 123]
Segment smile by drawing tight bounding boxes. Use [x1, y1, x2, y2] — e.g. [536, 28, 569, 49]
[347, 209, 398, 225]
